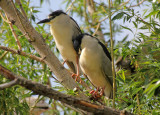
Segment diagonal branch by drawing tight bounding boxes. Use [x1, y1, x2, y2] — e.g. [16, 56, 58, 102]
[66, 0, 76, 14]
[0, 78, 18, 89]
[0, 46, 44, 63]
[15, 0, 28, 19]
[0, 64, 133, 115]
[6, 13, 22, 51]
[0, 51, 8, 60]
[86, 0, 105, 41]
[128, 0, 146, 8]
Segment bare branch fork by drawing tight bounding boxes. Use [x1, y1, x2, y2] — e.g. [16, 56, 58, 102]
[0, 64, 133, 115]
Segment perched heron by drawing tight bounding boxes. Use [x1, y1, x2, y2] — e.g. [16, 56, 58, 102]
[73, 34, 113, 98]
[38, 10, 82, 81]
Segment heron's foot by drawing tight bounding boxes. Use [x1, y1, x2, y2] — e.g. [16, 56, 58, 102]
[89, 87, 104, 99]
[71, 73, 82, 83]
[90, 90, 102, 99]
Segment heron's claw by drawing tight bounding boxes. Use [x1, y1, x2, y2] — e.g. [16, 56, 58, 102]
[71, 73, 82, 83]
[89, 87, 104, 99]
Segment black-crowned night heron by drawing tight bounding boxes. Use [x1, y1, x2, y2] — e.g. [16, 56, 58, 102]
[73, 33, 113, 98]
[38, 10, 82, 81]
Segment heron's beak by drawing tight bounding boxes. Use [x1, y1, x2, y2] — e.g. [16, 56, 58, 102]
[37, 18, 50, 24]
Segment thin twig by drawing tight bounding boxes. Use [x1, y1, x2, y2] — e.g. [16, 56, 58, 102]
[51, 73, 59, 82]
[134, 13, 155, 32]
[66, 0, 76, 14]
[0, 46, 44, 63]
[0, 79, 18, 89]
[99, 0, 144, 23]
[0, 11, 10, 23]
[30, 95, 41, 113]
[136, 94, 141, 113]
[98, 0, 130, 23]
[119, 0, 130, 7]
[108, 0, 116, 108]
[87, 0, 105, 40]
[15, 0, 28, 19]
[128, 0, 146, 8]
[18, 33, 27, 38]
[92, 23, 100, 36]
[83, 0, 90, 32]
[0, 51, 8, 60]
[90, 0, 96, 12]
[6, 13, 22, 51]
[10, 0, 34, 41]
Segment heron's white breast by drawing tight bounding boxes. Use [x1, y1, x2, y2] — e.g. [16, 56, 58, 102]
[49, 16, 77, 63]
[79, 46, 108, 87]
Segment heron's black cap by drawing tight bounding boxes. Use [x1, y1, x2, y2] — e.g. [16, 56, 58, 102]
[37, 10, 66, 24]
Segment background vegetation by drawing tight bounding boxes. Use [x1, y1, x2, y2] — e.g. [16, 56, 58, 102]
[0, 0, 160, 114]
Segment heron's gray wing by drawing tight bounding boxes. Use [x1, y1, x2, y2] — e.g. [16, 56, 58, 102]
[65, 18, 81, 74]
[70, 17, 82, 34]
[98, 41, 111, 61]
[101, 56, 113, 88]
[70, 17, 82, 41]
[65, 61, 76, 73]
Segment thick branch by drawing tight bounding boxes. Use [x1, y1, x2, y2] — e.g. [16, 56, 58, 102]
[0, 0, 87, 99]
[0, 64, 133, 115]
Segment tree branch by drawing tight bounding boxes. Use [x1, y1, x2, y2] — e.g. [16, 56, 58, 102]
[86, 0, 105, 41]
[128, 0, 146, 8]
[15, 0, 28, 19]
[66, 0, 76, 14]
[0, 64, 133, 115]
[108, 0, 116, 108]
[0, 46, 44, 63]
[0, 78, 18, 89]
[6, 13, 22, 51]
[0, 51, 8, 60]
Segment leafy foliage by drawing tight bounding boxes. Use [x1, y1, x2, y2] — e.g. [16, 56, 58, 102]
[0, 0, 160, 114]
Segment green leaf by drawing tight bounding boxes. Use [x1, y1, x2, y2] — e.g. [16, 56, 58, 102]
[121, 70, 125, 82]
[145, 10, 159, 19]
[120, 25, 133, 33]
[112, 12, 125, 21]
[132, 21, 137, 28]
